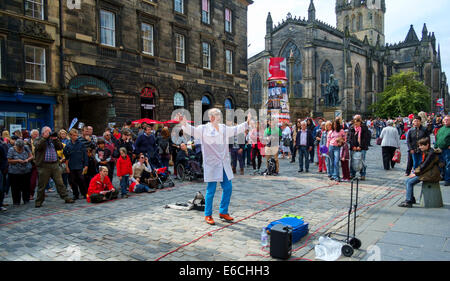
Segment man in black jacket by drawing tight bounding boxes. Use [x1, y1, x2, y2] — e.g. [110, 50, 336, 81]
[349, 116, 371, 180]
[63, 129, 88, 200]
[407, 116, 430, 169]
[295, 121, 314, 173]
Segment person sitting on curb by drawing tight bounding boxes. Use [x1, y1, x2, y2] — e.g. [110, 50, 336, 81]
[86, 166, 119, 203]
[399, 137, 442, 208]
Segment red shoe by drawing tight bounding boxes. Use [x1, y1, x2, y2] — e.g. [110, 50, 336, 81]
[219, 214, 234, 222]
[205, 216, 215, 225]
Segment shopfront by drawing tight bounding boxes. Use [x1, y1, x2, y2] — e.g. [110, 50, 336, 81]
[0, 91, 55, 134]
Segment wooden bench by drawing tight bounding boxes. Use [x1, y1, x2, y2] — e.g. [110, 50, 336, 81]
[420, 182, 443, 208]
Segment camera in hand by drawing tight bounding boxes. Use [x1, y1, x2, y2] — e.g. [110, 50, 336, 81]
[50, 132, 58, 138]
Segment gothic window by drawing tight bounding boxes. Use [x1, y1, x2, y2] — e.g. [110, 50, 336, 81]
[251, 73, 262, 105]
[174, 92, 185, 109]
[280, 41, 302, 98]
[352, 15, 356, 32]
[357, 13, 363, 31]
[354, 64, 361, 109]
[320, 60, 334, 97]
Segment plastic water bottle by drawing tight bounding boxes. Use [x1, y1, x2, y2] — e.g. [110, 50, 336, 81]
[261, 228, 268, 247]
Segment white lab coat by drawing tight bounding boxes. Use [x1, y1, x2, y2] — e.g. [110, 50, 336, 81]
[182, 122, 248, 183]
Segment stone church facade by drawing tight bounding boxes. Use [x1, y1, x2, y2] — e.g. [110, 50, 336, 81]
[248, 0, 449, 121]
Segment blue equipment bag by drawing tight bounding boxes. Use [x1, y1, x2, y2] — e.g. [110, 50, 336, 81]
[266, 217, 309, 244]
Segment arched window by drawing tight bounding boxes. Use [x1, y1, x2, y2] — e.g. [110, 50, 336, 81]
[174, 92, 185, 109]
[352, 15, 356, 32]
[357, 13, 363, 31]
[354, 64, 361, 109]
[280, 41, 302, 98]
[202, 95, 211, 105]
[251, 73, 262, 105]
[320, 60, 335, 97]
[224, 98, 233, 110]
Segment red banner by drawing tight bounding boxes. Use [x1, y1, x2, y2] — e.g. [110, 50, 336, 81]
[268, 57, 287, 81]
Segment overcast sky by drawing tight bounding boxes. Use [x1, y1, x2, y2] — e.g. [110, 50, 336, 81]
[248, 0, 450, 75]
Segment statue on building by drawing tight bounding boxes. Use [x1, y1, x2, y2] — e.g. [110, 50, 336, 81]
[325, 74, 340, 107]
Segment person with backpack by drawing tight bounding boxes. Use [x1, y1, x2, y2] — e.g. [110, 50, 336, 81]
[157, 127, 172, 169]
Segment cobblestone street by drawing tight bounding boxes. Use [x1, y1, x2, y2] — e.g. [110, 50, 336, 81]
[0, 140, 432, 261]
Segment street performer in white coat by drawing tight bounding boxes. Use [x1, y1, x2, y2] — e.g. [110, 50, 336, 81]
[176, 109, 251, 225]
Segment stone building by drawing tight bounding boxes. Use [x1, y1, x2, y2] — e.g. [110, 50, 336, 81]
[248, 0, 449, 121]
[0, 0, 252, 134]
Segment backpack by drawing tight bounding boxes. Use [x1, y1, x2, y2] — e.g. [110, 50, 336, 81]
[158, 138, 170, 155]
[264, 158, 277, 175]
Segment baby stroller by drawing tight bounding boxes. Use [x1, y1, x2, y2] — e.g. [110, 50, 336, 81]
[152, 167, 175, 189]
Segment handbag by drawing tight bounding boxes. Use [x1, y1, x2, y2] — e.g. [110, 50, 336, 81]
[392, 149, 401, 163]
[376, 138, 382, 145]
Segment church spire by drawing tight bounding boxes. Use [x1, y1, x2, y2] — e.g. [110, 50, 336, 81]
[308, 0, 316, 22]
[422, 23, 429, 41]
[266, 12, 273, 34]
[405, 25, 419, 43]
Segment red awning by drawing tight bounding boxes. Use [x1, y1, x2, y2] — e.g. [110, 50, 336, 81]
[131, 118, 163, 125]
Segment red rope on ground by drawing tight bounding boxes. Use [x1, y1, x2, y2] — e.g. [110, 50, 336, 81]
[154, 182, 340, 261]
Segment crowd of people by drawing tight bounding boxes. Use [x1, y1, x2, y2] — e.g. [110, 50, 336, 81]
[0, 111, 449, 212]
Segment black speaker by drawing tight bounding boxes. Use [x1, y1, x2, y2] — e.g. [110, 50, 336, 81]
[270, 224, 292, 260]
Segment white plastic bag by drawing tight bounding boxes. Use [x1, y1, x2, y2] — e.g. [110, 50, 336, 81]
[314, 236, 343, 261]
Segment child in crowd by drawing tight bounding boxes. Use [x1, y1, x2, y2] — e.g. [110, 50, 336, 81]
[339, 138, 351, 182]
[85, 147, 98, 189]
[116, 147, 132, 198]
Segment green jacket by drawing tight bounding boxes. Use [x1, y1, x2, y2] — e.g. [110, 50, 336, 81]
[33, 137, 63, 167]
[435, 126, 450, 150]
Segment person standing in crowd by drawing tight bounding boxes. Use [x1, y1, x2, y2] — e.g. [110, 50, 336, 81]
[407, 116, 430, 170]
[306, 118, 316, 164]
[379, 120, 400, 171]
[317, 122, 328, 173]
[0, 138, 8, 211]
[177, 109, 250, 226]
[244, 129, 252, 167]
[95, 138, 111, 170]
[404, 128, 414, 176]
[157, 127, 172, 169]
[34, 127, 74, 208]
[250, 121, 263, 173]
[29, 129, 39, 201]
[103, 131, 117, 181]
[117, 129, 134, 162]
[117, 147, 133, 198]
[295, 121, 313, 173]
[64, 129, 88, 200]
[433, 116, 443, 137]
[290, 120, 300, 163]
[135, 125, 157, 164]
[327, 119, 346, 182]
[339, 137, 350, 182]
[7, 139, 33, 205]
[348, 116, 370, 181]
[264, 118, 281, 175]
[85, 147, 97, 189]
[2, 131, 11, 145]
[399, 137, 441, 208]
[230, 126, 245, 175]
[58, 129, 70, 146]
[86, 166, 118, 203]
[435, 115, 450, 186]
[280, 123, 292, 160]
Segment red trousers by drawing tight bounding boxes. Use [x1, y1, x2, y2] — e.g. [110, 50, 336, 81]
[317, 145, 327, 172]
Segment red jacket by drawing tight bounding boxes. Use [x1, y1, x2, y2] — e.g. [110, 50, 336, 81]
[116, 155, 132, 177]
[86, 174, 115, 203]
